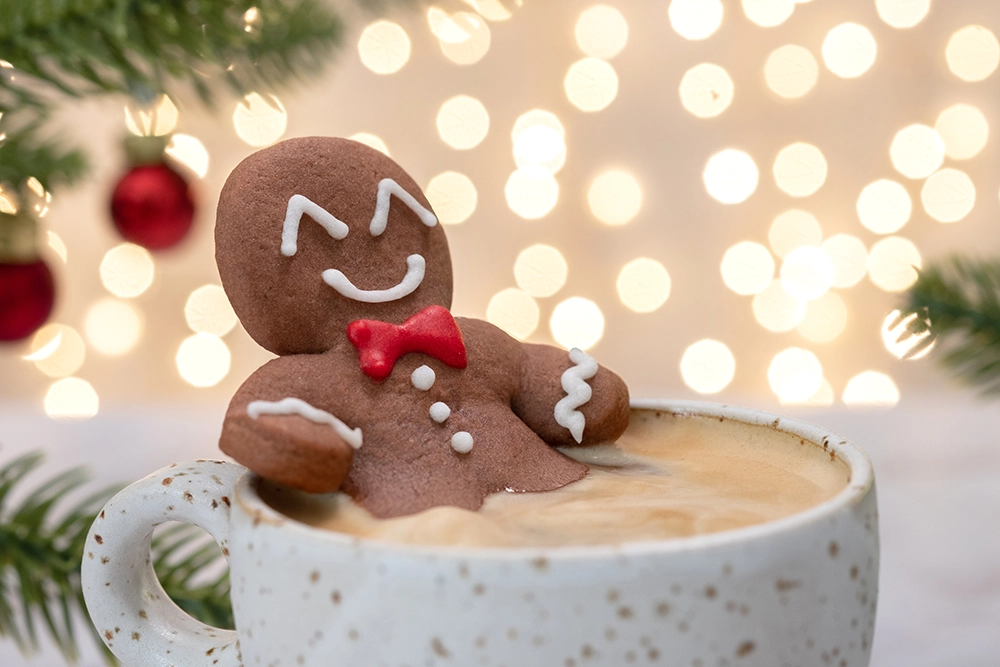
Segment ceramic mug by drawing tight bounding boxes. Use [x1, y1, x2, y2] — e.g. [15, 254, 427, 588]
[82, 400, 879, 666]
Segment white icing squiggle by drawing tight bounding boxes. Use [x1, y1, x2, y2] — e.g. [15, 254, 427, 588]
[281, 195, 350, 257]
[369, 178, 438, 236]
[322, 254, 426, 303]
[553, 347, 599, 444]
[247, 397, 363, 450]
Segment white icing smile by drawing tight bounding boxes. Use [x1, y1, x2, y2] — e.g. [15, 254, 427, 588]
[322, 254, 426, 303]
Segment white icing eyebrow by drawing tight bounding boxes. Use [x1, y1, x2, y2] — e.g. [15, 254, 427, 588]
[369, 178, 438, 236]
[281, 194, 350, 257]
[247, 397, 363, 450]
[322, 253, 426, 303]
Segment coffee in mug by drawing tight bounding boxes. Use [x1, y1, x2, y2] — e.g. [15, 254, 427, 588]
[260, 408, 850, 547]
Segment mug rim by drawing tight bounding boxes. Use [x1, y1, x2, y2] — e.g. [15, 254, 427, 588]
[233, 398, 875, 560]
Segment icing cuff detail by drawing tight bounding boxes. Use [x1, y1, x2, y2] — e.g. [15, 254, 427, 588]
[247, 397, 363, 449]
[553, 347, 598, 443]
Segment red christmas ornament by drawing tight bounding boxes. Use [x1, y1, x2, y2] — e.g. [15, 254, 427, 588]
[110, 162, 195, 250]
[0, 258, 55, 342]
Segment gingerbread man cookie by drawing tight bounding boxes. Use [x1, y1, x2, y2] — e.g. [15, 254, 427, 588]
[216, 137, 629, 518]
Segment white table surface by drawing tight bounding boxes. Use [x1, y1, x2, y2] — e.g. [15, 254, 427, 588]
[1, 396, 997, 667]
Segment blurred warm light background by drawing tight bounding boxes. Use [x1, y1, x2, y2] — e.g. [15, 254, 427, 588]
[2, 0, 1000, 421]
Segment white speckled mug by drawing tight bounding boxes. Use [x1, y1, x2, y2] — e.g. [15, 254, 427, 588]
[82, 400, 878, 667]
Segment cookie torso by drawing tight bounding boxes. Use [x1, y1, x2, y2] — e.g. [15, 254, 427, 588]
[226, 318, 588, 518]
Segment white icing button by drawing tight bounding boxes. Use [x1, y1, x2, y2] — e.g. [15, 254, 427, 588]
[411, 365, 436, 391]
[451, 431, 474, 454]
[429, 402, 451, 423]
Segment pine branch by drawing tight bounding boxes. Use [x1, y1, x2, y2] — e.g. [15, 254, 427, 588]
[902, 256, 1000, 394]
[0, 453, 234, 663]
[0, 0, 375, 191]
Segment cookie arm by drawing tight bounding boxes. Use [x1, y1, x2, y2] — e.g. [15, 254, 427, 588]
[219, 358, 358, 493]
[511, 343, 630, 448]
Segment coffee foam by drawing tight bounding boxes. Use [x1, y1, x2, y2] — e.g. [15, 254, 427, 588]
[258, 408, 850, 548]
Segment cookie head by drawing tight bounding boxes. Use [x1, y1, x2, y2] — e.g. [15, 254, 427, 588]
[216, 137, 453, 355]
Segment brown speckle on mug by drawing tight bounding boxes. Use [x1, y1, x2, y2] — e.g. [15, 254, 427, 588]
[735, 640, 755, 657]
[431, 637, 451, 658]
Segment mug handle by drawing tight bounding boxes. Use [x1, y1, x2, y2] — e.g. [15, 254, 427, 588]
[81, 460, 245, 667]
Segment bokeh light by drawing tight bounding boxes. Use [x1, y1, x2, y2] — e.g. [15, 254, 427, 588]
[843, 371, 900, 408]
[868, 236, 922, 292]
[44, 378, 99, 420]
[100, 243, 155, 298]
[857, 179, 912, 234]
[575, 5, 629, 59]
[358, 20, 411, 74]
[742, 0, 795, 28]
[587, 170, 642, 226]
[768, 347, 824, 403]
[425, 171, 478, 225]
[505, 166, 559, 219]
[789, 377, 835, 407]
[876, 0, 931, 29]
[679, 63, 734, 118]
[23, 177, 51, 218]
[436, 95, 490, 150]
[703, 149, 759, 204]
[797, 291, 848, 343]
[890, 124, 945, 179]
[233, 93, 287, 147]
[565, 58, 619, 112]
[46, 231, 67, 263]
[464, 0, 510, 21]
[486, 288, 540, 340]
[765, 44, 819, 99]
[512, 110, 567, 174]
[438, 12, 491, 65]
[822, 234, 869, 288]
[822, 23, 877, 78]
[780, 246, 835, 301]
[680, 339, 735, 394]
[514, 245, 568, 298]
[934, 104, 989, 160]
[721, 241, 774, 295]
[84, 298, 143, 356]
[946, 25, 1000, 82]
[882, 309, 935, 360]
[550, 297, 605, 350]
[165, 134, 209, 179]
[616, 258, 671, 313]
[184, 285, 238, 336]
[921, 168, 976, 223]
[124, 95, 178, 137]
[769, 209, 823, 259]
[348, 133, 390, 156]
[753, 281, 807, 332]
[773, 142, 827, 198]
[668, 0, 724, 41]
[176, 333, 231, 388]
[27, 324, 85, 378]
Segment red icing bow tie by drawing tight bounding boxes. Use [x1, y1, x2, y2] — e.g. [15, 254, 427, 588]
[347, 305, 467, 381]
